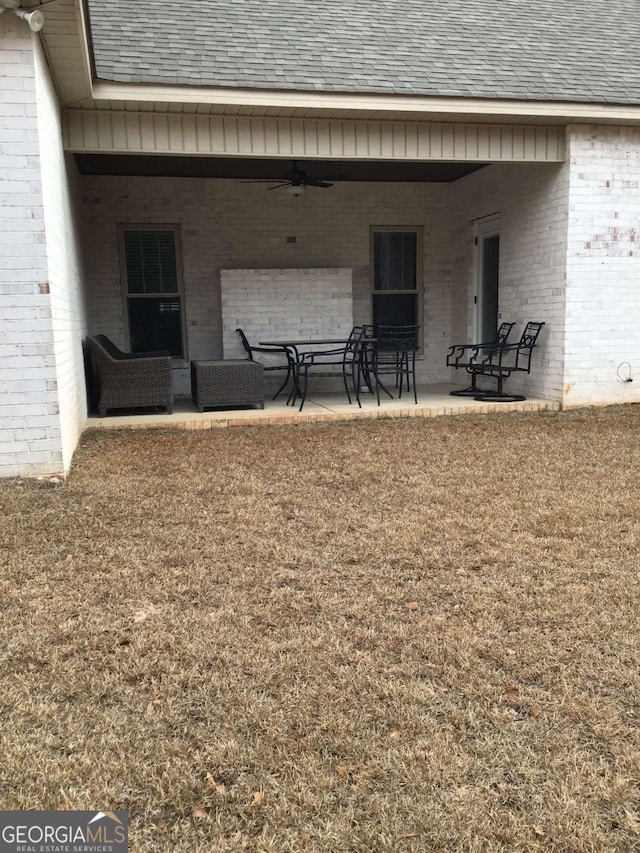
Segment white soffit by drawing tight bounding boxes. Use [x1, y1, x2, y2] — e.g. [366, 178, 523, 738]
[62, 111, 566, 162]
[36, 0, 92, 107]
[90, 82, 640, 125]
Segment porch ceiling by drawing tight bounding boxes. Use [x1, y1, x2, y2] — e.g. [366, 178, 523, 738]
[74, 154, 486, 183]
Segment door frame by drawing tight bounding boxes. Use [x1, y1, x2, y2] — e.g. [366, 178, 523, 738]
[473, 214, 501, 341]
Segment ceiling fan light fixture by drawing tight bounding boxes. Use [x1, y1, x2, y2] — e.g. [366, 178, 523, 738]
[286, 184, 305, 197]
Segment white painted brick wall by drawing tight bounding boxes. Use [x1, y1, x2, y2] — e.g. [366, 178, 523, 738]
[563, 125, 640, 406]
[450, 160, 569, 400]
[221, 268, 353, 364]
[0, 19, 86, 478]
[82, 177, 453, 395]
[34, 39, 87, 470]
[0, 18, 61, 478]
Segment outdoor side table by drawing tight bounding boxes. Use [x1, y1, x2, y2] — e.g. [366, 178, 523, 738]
[190, 359, 265, 411]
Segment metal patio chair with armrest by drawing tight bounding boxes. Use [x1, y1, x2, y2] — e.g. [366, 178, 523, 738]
[86, 334, 173, 417]
[294, 326, 369, 411]
[467, 321, 545, 402]
[363, 324, 420, 405]
[236, 328, 294, 400]
[446, 322, 515, 397]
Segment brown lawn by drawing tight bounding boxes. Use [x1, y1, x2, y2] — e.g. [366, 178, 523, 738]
[1, 407, 640, 852]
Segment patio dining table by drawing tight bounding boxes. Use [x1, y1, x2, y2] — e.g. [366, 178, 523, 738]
[258, 337, 350, 358]
[258, 337, 352, 405]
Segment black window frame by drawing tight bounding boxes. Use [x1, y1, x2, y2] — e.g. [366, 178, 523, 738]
[119, 224, 187, 361]
[370, 226, 422, 334]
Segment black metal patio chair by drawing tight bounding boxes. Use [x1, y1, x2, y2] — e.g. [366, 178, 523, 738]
[446, 322, 515, 397]
[363, 324, 420, 405]
[467, 321, 545, 402]
[294, 326, 369, 411]
[236, 328, 294, 400]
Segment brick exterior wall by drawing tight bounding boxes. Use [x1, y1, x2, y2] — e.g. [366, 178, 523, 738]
[0, 19, 86, 478]
[0, 19, 60, 478]
[221, 268, 354, 363]
[450, 161, 569, 400]
[34, 39, 87, 470]
[81, 177, 454, 395]
[563, 125, 640, 406]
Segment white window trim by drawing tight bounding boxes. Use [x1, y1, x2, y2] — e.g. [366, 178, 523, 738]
[472, 214, 501, 342]
[118, 223, 188, 364]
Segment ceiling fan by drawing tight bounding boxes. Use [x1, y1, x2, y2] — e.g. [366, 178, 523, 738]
[241, 161, 338, 196]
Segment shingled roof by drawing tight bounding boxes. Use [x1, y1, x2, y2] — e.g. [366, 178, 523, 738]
[86, 0, 640, 105]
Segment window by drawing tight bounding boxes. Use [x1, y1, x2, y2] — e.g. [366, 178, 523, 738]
[120, 226, 185, 358]
[371, 228, 421, 327]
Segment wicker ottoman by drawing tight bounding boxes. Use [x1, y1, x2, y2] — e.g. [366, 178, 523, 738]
[191, 359, 265, 412]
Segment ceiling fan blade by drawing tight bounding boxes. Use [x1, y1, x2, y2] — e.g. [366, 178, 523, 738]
[305, 180, 334, 188]
[313, 174, 349, 181]
[241, 179, 288, 184]
[265, 183, 290, 191]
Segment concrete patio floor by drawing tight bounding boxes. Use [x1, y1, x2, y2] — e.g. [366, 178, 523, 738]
[85, 383, 559, 432]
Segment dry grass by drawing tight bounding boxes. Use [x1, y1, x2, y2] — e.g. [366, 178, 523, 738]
[1, 407, 640, 852]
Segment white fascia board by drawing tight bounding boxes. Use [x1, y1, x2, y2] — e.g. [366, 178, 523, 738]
[91, 81, 640, 124]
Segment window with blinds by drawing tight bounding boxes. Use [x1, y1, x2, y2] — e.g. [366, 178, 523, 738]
[121, 228, 185, 358]
[371, 228, 421, 328]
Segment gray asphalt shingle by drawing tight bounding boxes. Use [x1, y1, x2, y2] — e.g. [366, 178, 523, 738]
[86, 0, 640, 105]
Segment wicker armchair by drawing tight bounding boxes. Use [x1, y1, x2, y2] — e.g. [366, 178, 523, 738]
[86, 335, 173, 417]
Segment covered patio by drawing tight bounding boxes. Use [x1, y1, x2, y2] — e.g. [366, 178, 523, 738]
[85, 382, 559, 432]
[77, 144, 565, 419]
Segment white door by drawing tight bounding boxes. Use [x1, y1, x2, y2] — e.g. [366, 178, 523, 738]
[474, 217, 500, 343]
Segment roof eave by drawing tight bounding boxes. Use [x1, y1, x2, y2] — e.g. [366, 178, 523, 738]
[91, 80, 640, 125]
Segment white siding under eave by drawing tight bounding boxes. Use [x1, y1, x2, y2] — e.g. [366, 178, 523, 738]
[62, 111, 566, 162]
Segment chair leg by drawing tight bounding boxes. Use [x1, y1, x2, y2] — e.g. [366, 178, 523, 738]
[352, 359, 362, 408]
[450, 371, 484, 397]
[377, 374, 394, 400]
[397, 357, 406, 399]
[474, 372, 526, 403]
[412, 355, 418, 404]
[402, 352, 410, 392]
[273, 363, 292, 400]
[342, 364, 353, 405]
[360, 352, 374, 393]
[287, 365, 299, 406]
[298, 366, 309, 411]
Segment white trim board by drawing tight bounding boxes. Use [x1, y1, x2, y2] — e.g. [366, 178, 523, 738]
[91, 81, 640, 125]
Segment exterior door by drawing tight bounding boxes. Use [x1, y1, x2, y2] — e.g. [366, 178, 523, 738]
[474, 218, 500, 343]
